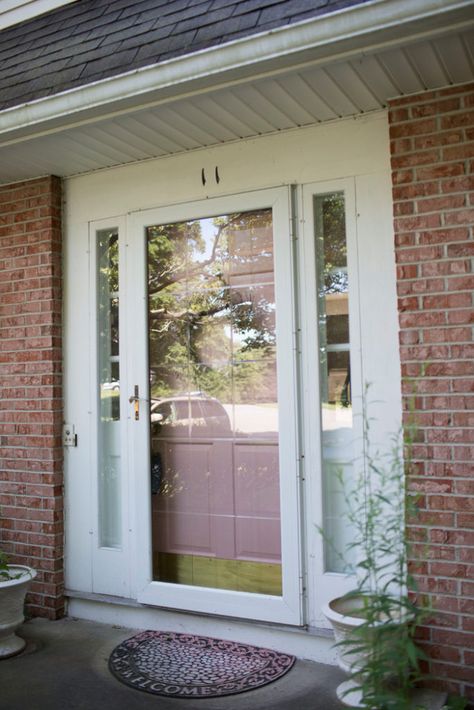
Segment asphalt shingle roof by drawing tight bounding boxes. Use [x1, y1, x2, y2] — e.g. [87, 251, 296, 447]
[0, 0, 371, 112]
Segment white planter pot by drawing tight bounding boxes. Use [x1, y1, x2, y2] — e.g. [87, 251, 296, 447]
[322, 594, 369, 675]
[323, 594, 370, 707]
[323, 594, 417, 708]
[0, 565, 36, 659]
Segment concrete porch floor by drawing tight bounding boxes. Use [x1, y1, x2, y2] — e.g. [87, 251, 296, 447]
[0, 617, 346, 710]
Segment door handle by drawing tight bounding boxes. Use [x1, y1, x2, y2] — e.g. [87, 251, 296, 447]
[129, 385, 140, 420]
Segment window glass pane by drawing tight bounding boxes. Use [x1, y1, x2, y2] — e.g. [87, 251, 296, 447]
[97, 228, 121, 549]
[314, 193, 355, 573]
[148, 209, 282, 596]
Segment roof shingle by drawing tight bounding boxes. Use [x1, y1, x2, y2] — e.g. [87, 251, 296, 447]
[0, 0, 371, 111]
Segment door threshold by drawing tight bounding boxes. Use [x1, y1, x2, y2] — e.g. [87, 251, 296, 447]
[65, 590, 336, 664]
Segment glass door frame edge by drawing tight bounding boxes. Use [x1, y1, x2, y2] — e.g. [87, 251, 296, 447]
[127, 186, 303, 626]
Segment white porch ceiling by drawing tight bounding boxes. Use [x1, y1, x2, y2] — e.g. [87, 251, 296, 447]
[0, 27, 473, 184]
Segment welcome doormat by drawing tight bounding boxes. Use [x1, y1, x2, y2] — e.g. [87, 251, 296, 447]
[109, 630, 295, 698]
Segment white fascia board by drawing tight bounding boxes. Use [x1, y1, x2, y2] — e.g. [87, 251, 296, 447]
[0, 0, 76, 30]
[0, 0, 473, 142]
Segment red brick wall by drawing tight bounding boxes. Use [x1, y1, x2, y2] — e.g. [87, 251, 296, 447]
[0, 176, 64, 619]
[389, 83, 474, 702]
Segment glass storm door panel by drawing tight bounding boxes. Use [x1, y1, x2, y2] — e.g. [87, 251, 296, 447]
[97, 228, 122, 549]
[148, 210, 281, 596]
[91, 217, 131, 599]
[314, 191, 356, 573]
[128, 189, 302, 625]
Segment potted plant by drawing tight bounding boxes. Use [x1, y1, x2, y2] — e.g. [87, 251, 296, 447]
[0, 550, 36, 658]
[321, 393, 432, 709]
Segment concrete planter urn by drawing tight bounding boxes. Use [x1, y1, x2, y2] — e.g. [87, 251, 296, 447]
[322, 594, 373, 707]
[0, 565, 36, 659]
[322, 595, 447, 709]
[323, 594, 368, 673]
[324, 594, 414, 707]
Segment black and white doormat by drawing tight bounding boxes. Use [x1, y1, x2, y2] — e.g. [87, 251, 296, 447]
[109, 630, 295, 698]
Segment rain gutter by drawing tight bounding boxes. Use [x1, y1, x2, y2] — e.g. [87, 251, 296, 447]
[0, 0, 473, 142]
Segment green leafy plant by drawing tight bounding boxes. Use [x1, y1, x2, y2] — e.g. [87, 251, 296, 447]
[324, 388, 429, 709]
[0, 550, 23, 581]
[442, 696, 468, 710]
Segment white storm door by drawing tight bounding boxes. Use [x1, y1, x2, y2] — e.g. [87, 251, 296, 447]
[126, 188, 302, 625]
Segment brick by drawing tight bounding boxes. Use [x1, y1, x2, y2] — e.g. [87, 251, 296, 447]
[389, 107, 410, 122]
[431, 529, 474, 546]
[447, 309, 474, 325]
[394, 214, 441, 232]
[418, 227, 469, 244]
[390, 137, 413, 154]
[391, 149, 439, 169]
[399, 311, 446, 328]
[392, 169, 414, 185]
[411, 98, 461, 118]
[396, 245, 444, 264]
[395, 231, 416, 246]
[393, 201, 415, 216]
[441, 175, 474, 193]
[447, 242, 474, 258]
[418, 195, 466, 213]
[389, 118, 437, 139]
[424, 293, 472, 309]
[399, 329, 420, 345]
[397, 264, 418, 279]
[420, 643, 461, 664]
[414, 130, 464, 150]
[430, 661, 474, 683]
[408, 477, 452, 493]
[431, 629, 473, 648]
[429, 561, 469, 578]
[441, 111, 474, 129]
[444, 208, 474, 226]
[416, 163, 466, 181]
[453, 445, 474, 461]
[393, 182, 439, 200]
[398, 296, 419, 311]
[415, 576, 459, 595]
[449, 275, 474, 291]
[403, 278, 445, 295]
[442, 143, 474, 161]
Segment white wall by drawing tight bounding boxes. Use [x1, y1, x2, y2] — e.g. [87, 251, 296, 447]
[65, 113, 391, 222]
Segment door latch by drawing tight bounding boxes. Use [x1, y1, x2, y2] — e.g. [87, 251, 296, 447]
[129, 385, 140, 420]
[63, 423, 77, 447]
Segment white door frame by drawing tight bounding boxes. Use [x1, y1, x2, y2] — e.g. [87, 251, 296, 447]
[126, 187, 303, 625]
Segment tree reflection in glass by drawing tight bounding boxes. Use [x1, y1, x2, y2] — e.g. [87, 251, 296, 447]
[97, 228, 121, 549]
[148, 210, 282, 595]
[315, 193, 355, 573]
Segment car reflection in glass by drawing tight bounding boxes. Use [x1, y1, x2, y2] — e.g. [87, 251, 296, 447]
[150, 393, 231, 438]
[102, 380, 120, 391]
